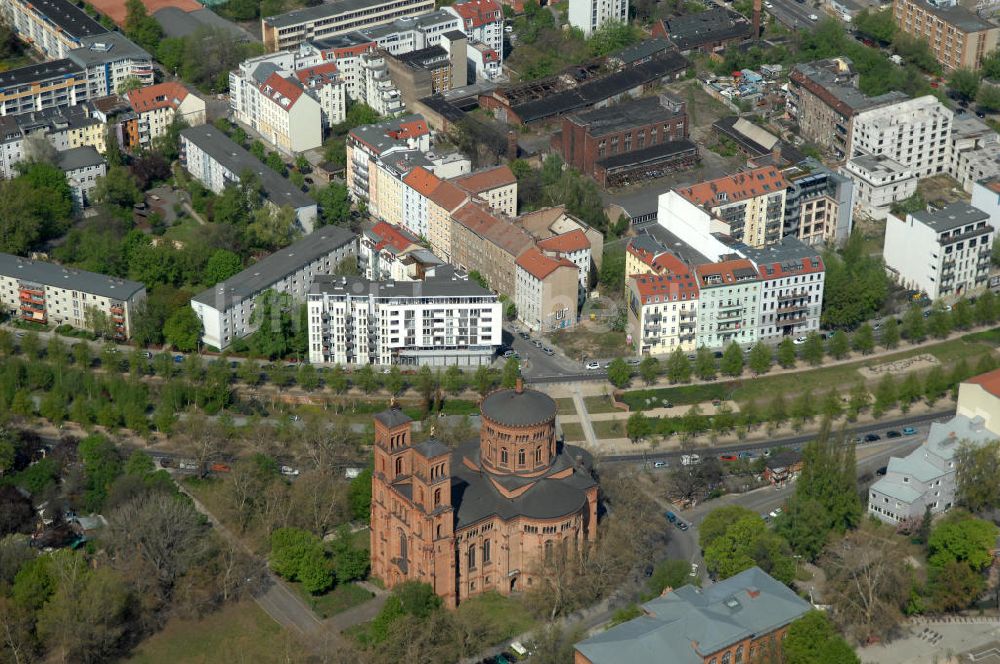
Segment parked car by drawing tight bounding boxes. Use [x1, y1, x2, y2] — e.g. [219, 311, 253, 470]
[503, 350, 515, 358]
[585, 361, 601, 370]
[173, 355, 184, 363]
[665, 511, 677, 523]
[532, 340, 543, 348]
[689, 563, 699, 577]
[142, 351, 153, 359]
[719, 454, 738, 462]
[864, 433, 881, 442]
[518, 331, 529, 339]
[681, 454, 701, 466]
[653, 461, 668, 469]
[902, 427, 918, 435]
[886, 430, 902, 439]
[210, 463, 231, 473]
[809, 13, 818, 20]
[542, 347, 555, 356]
[280, 466, 300, 477]
[676, 521, 689, 531]
[627, 358, 641, 366]
[768, 507, 783, 518]
[793, 336, 807, 345]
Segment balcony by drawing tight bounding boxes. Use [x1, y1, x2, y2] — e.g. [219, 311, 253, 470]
[679, 320, 696, 329]
[776, 302, 807, 315]
[777, 290, 807, 302]
[777, 315, 808, 326]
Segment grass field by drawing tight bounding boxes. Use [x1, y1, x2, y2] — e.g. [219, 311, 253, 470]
[127, 601, 292, 664]
[555, 398, 577, 415]
[163, 216, 204, 247]
[551, 327, 628, 361]
[591, 419, 626, 439]
[583, 395, 618, 414]
[561, 422, 585, 442]
[290, 581, 373, 619]
[454, 591, 535, 639]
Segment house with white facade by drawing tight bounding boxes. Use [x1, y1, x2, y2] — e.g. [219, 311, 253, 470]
[850, 95, 953, 179]
[742, 237, 825, 344]
[0, 103, 107, 179]
[306, 269, 500, 366]
[568, 0, 628, 37]
[67, 32, 155, 98]
[126, 82, 206, 147]
[694, 258, 762, 350]
[191, 227, 357, 350]
[360, 221, 444, 281]
[445, 0, 503, 80]
[514, 247, 580, 333]
[626, 258, 700, 356]
[58, 146, 105, 209]
[358, 9, 462, 55]
[884, 201, 995, 300]
[970, 175, 1000, 231]
[842, 153, 916, 220]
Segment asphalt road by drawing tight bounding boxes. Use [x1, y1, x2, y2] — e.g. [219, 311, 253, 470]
[765, 0, 821, 30]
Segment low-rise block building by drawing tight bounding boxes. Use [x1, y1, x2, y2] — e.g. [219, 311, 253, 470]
[126, 82, 206, 148]
[514, 247, 580, 332]
[842, 153, 917, 220]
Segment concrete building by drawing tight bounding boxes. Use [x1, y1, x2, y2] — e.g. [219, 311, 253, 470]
[261, 0, 435, 51]
[676, 167, 790, 248]
[0, 60, 89, 117]
[781, 158, 854, 246]
[450, 200, 534, 299]
[66, 32, 155, 98]
[515, 247, 580, 332]
[384, 33, 467, 109]
[347, 115, 432, 204]
[0, 252, 144, 339]
[893, 0, 1000, 72]
[453, 165, 517, 217]
[569, 0, 628, 37]
[651, 6, 753, 54]
[369, 384, 598, 607]
[949, 114, 1000, 192]
[517, 205, 604, 279]
[57, 145, 105, 209]
[884, 202, 995, 299]
[535, 227, 595, 305]
[0, 104, 107, 179]
[694, 258, 762, 349]
[557, 94, 688, 182]
[627, 257, 700, 356]
[190, 226, 357, 350]
[179, 125, 319, 231]
[970, 175, 1000, 230]
[742, 238, 825, 343]
[307, 269, 499, 366]
[126, 82, 206, 148]
[787, 57, 907, 161]
[358, 8, 461, 54]
[445, 0, 503, 79]
[850, 95, 953, 179]
[842, 153, 917, 220]
[575, 567, 812, 664]
[310, 34, 378, 102]
[0, 0, 106, 59]
[359, 221, 444, 281]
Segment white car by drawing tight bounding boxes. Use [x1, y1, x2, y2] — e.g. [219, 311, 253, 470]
[653, 461, 668, 469]
[627, 358, 641, 366]
[280, 466, 300, 477]
[809, 13, 818, 20]
[793, 336, 808, 345]
[681, 454, 701, 466]
[689, 563, 699, 577]
[585, 361, 601, 370]
[769, 507, 783, 518]
[764, 1, 772, 6]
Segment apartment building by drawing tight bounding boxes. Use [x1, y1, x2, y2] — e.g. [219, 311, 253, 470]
[0, 60, 89, 117]
[536, 228, 593, 305]
[970, 175, 1000, 230]
[359, 221, 433, 281]
[384, 33, 467, 109]
[514, 247, 579, 332]
[180, 125, 319, 231]
[949, 114, 1000, 192]
[676, 167, 789, 248]
[450, 200, 535, 299]
[0, 0, 106, 58]
[787, 57, 907, 161]
[516, 205, 604, 278]
[0, 104, 106, 179]
[306, 269, 501, 366]
[191, 227, 357, 350]
[58, 146, 105, 209]
[261, 0, 435, 51]
[66, 32, 155, 98]
[358, 8, 461, 54]
[850, 95, 953, 179]
[694, 258, 762, 349]
[445, 0, 503, 76]
[568, 0, 628, 37]
[126, 82, 206, 148]
[884, 201, 995, 299]
[0, 252, 145, 339]
[893, 0, 999, 72]
[359, 50, 407, 116]
[452, 165, 517, 217]
[742, 238, 825, 343]
[402, 167, 470, 260]
[627, 255, 700, 356]
[347, 115, 432, 202]
[781, 159, 854, 246]
[843, 153, 917, 220]
[311, 34, 377, 101]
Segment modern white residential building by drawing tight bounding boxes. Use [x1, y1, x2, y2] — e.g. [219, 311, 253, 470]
[360, 51, 407, 116]
[742, 238, 825, 344]
[948, 115, 1000, 193]
[884, 202, 995, 300]
[311, 35, 378, 102]
[842, 153, 917, 220]
[850, 95, 953, 179]
[626, 258, 700, 356]
[445, 0, 503, 78]
[191, 227, 357, 350]
[781, 159, 855, 246]
[694, 258, 762, 350]
[358, 9, 462, 55]
[126, 82, 207, 148]
[67, 32, 155, 98]
[970, 175, 1000, 231]
[360, 221, 443, 281]
[57, 146, 105, 209]
[261, 0, 435, 51]
[0, 103, 107, 179]
[306, 269, 501, 366]
[180, 125, 319, 231]
[0, 252, 145, 339]
[568, 0, 628, 37]
[0, 0, 107, 59]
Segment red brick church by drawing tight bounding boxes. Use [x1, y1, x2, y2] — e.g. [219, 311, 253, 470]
[370, 380, 599, 607]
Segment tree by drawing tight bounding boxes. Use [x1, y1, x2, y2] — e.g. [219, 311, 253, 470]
[777, 337, 797, 369]
[827, 330, 850, 360]
[694, 346, 716, 381]
[204, 249, 243, 284]
[784, 611, 860, 664]
[78, 434, 123, 512]
[923, 365, 949, 404]
[269, 527, 334, 593]
[802, 332, 825, 366]
[246, 205, 297, 251]
[951, 298, 974, 330]
[639, 357, 659, 385]
[93, 165, 143, 214]
[901, 304, 926, 342]
[872, 373, 898, 417]
[501, 358, 521, 389]
[719, 342, 744, 377]
[928, 558, 985, 612]
[928, 512, 1000, 571]
[626, 411, 652, 444]
[747, 341, 772, 374]
[606, 358, 631, 388]
[248, 290, 295, 359]
[977, 82, 1000, 112]
[853, 7, 896, 42]
[851, 323, 875, 355]
[954, 439, 1000, 513]
[297, 363, 319, 391]
[164, 306, 202, 351]
[703, 512, 795, 583]
[821, 232, 889, 329]
[646, 559, 693, 596]
[666, 348, 691, 383]
[948, 67, 981, 100]
[974, 289, 998, 325]
[124, 0, 163, 53]
[698, 505, 759, 550]
[384, 366, 404, 395]
[881, 316, 900, 349]
[443, 365, 465, 395]
[927, 306, 953, 339]
[315, 182, 352, 226]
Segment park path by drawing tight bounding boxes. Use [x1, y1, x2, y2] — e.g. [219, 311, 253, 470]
[571, 385, 599, 449]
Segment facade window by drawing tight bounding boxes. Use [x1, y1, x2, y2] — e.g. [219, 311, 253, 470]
[535, 446, 542, 464]
[434, 488, 441, 507]
[468, 544, 476, 569]
[501, 448, 508, 464]
[721, 652, 731, 664]
[395, 457, 403, 476]
[735, 645, 744, 663]
[518, 448, 526, 466]
[483, 539, 491, 563]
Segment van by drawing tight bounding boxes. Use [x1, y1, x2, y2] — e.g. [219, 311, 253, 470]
[681, 454, 701, 466]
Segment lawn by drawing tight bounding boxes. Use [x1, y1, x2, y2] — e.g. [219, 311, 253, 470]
[591, 419, 627, 439]
[163, 216, 205, 247]
[560, 422, 585, 442]
[583, 395, 619, 414]
[127, 600, 292, 664]
[551, 327, 628, 361]
[621, 382, 736, 410]
[555, 397, 577, 415]
[289, 580, 374, 619]
[182, 477, 269, 552]
[963, 328, 1000, 346]
[454, 591, 535, 640]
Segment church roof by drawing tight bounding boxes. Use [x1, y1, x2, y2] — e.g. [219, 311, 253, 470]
[480, 387, 556, 427]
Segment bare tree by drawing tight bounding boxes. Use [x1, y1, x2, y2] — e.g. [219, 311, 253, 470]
[288, 471, 349, 537]
[175, 415, 231, 477]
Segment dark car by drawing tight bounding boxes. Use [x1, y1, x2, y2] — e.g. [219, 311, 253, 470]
[886, 430, 902, 438]
[676, 521, 689, 531]
[976, 109, 987, 118]
[864, 433, 881, 442]
[876, 466, 888, 476]
[665, 511, 677, 523]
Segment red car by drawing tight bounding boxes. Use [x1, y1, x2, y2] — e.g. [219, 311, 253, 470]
[210, 463, 231, 473]
[719, 455, 739, 462]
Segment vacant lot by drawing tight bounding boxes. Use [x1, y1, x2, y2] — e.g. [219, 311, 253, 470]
[551, 326, 628, 361]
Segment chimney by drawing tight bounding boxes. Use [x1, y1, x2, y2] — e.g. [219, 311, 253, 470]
[753, 0, 762, 39]
[507, 130, 518, 160]
[515, 377, 523, 393]
[772, 144, 782, 164]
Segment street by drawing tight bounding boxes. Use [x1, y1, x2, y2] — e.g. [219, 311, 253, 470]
[765, 0, 821, 30]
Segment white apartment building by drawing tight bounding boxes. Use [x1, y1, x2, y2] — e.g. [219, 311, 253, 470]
[536, 229, 593, 305]
[948, 115, 1000, 193]
[306, 270, 501, 366]
[970, 175, 1000, 231]
[514, 247, 580, 333]
[0, 103, 106, 179]
[627, 264, 700, 356]
[0, 252, 145, 339]
[884, 202, 995, 300]
[126, 82, 207, 148]
[180, 125, 319, 231]
[0, 0, 107, 59]
[360, 221, 420, 280]
[58, 146, 105, 209]
[191, 227, 357, 350]
[359, 9, 462, 55]
[868, 414, 996, 525]
[568, 0, 629, 37]
[67, 33, 155, 98]
[445, 0, 503, 79]
[850, 95, 953, 179]
[842, 153, 917, 220]
[742, 238, 825, 344]
[360, 51, 407, 116]
[261, 0, 435, 51]
[311, 35, 377, 101]
[694, 258, 762, 350]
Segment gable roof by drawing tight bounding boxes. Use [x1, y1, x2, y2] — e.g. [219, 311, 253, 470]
[428, 180, 469, 211]
[695, 258, 759, 288]
[260, 72, 304, 109]
[516, 247, 577, 280]
[536, 229, 591, 253]
[679, 167, 788, 209]
[294, 61, 339, 86]
[453, 165, 516, 194]
[403, 166, 443, 196]
[127, 82, 190, 113]
[966, 367, 1000, 399]
[367, 221, 419, 253]
[449, 0, 501, 27]
[631, 269, 699, 303]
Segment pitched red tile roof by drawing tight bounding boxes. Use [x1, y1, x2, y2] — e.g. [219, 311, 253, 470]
[427, 180, 468, 211]
[966, 367, 1000, 398]
[404, 166, 443, 197]
[454, 165, 516, 194]
[679, 167, 788, 209]
[450, 0, 502, 28]
[536, 229, 590, 253]
[388, 119, 429, 140]
[516, 247, 577, 280]
[626, 240, 688, 275]
[453, 202, 534, 257]
[370, 221, 419, 252]
[695, 258, 759, 288]
[322, 41, 376, 59]
[260, 73, 304, 108]
[295, 61, 338, 86]
[127, 82, 189, 113]
[631, 271, 700, 303]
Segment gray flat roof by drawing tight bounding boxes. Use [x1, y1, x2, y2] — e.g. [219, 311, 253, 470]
[154, 6, 255, 41]
[741, 235, 822, 270]
[349, 114, 426, 155]
[359, 8, 455, 37]
[310, 270, 495, 299]
[265, 0, 426, 28]
[643, 223, 713, 266]
[919, 1, 995, 32]
[68, 32, 151, 66]
[0, 252, 143, 299]
[58, 145, 105, 171]
[612, 37, 672, 65]
[912, 201, 990, 232]
[27, 0, 107, 39]
[0, 59, 83, 89]
[180, 125, 315, 211]
[569, 95, 683, 137]
[0, 104, 100, 142]
[850, 152, 909, 175]
[192, 226, 356, 308]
